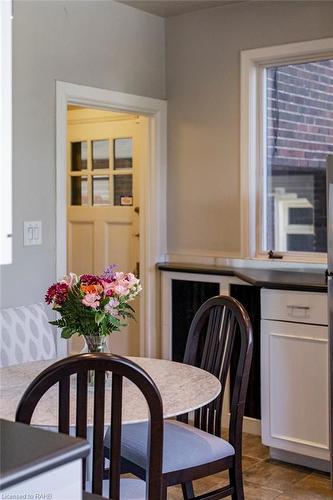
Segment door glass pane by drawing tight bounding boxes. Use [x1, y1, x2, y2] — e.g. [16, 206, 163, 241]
[71, 142, 87, 171]
[114, 174, 133, 206]
[114, 138, 133, 169]
[264, 59, 333, 253]
[93, 176, 109, 205]
[92, 140, 109, 170]
[71, 176, 88, 205]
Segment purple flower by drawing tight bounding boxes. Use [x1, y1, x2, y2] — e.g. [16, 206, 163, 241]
[100, 264, 117, 282]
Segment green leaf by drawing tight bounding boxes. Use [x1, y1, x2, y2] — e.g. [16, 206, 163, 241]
[95, 311, 106, 325]
[61, 326, 74, 339]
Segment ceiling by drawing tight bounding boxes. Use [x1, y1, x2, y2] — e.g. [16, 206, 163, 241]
[115, 0, 245, 18]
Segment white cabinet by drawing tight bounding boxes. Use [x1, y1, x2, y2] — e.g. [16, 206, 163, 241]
[261, 288, 329, 466]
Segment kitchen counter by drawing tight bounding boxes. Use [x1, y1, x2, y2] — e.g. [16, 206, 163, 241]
[0, 419, 90, 490]
[157, 262, 327, 292]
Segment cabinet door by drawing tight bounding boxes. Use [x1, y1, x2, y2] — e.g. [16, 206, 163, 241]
[261, 319, 329, 460]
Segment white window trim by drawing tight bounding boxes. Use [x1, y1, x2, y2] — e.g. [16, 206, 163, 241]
[0, 0, 12, 265]
[240, 37, 333, 264]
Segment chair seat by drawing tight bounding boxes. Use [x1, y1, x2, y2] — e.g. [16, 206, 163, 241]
[105, 420, 235, 474]
[86, 478, 146, 500]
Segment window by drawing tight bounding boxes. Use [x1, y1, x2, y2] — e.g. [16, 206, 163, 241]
[69, 137, 133, 207]
[241, 39, 333, 262]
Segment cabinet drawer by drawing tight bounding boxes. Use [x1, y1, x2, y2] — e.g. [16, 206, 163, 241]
[261, 289, 327, 325]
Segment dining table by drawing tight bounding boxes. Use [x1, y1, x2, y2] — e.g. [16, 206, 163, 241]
[0, 355, 221, 426]
[0, 356, 221, 480]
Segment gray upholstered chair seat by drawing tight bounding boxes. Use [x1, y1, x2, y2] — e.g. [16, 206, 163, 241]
[86, 478, 146, 499]
[105, 419, 235, 474]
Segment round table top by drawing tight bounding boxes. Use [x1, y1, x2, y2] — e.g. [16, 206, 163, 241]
[0, 357, 221, 426]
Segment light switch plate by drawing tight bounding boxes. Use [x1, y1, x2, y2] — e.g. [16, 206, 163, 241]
[24, 221, 42, 246]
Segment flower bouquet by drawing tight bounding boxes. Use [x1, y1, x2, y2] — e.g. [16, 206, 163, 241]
[45, 265, 142, 348]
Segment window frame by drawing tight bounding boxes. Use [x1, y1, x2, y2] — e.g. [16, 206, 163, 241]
[240, 38, 333, 264]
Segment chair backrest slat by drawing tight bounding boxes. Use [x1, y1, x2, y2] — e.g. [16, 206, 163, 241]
[182, 295, 253, 453]
[203, 307, 223, 373]
[58, 375, 70, 434]
[15, 353, 164, 500]
[76, 370, 88, 439]
[76, 369, 88, 488]
[92, 370, 106, 495]
[109, 374, 123, 500]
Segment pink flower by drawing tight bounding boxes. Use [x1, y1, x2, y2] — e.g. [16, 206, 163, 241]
[114, 284, 130, 296]
[124, 273, 139, 287]
[61, 272, 77, 288]
[101, 279, 115, 294]
[82, 293, 100, 309]
[112, 272, 131, 296]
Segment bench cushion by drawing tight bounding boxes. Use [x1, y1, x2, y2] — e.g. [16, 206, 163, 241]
[0, 303, 56, 367]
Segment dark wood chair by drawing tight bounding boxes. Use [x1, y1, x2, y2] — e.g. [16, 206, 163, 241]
[113, 295, 253, 500]
[15, 353, 164, 500]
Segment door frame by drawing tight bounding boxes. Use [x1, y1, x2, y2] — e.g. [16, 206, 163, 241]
[56, 81, 167, 358]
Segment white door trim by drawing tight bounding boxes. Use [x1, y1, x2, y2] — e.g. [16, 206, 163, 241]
[56, 81, 167, 358]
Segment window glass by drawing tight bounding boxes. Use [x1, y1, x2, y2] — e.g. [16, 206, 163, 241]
[114, 174, 133, 206]
[92, 176, 109, 205]
[264, 59, 333, 253]
[114, 138, 133, 169]
[92, 140, 109, 170]
[71, 142, 87, 171]
[71, 176, 88, 206]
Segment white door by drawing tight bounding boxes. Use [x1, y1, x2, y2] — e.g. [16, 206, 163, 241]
[67, 108, 145, 356]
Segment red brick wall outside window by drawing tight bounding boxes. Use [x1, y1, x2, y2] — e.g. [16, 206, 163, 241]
[266, 60, 333, 253]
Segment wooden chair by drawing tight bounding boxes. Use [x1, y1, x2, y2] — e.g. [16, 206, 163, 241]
[112, 295, 253, 500]
[15, 353, 164, 500]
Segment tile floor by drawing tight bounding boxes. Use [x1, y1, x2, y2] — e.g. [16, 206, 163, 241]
[167, 432, 333, 499]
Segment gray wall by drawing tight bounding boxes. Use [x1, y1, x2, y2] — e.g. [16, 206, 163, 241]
[1, 0, 165, 308]
[166, 0, 333, 257]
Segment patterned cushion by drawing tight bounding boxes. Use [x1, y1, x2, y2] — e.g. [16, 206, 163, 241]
[0, 303, 56, 367]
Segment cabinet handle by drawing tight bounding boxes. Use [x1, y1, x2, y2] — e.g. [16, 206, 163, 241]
[286, 305, 310, 310]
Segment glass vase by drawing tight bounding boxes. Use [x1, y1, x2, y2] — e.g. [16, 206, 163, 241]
[83, 335, 108, 386]
[84, 335, 108, 353]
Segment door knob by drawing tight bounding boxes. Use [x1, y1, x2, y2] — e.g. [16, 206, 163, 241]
[134, 206, 140, 214]
[134, 233, 140, 238]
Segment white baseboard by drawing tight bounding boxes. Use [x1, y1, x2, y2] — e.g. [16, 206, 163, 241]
[223, 413, 261, 436]
[243, 416, 261, 435]
[270, 447, 330, 472]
